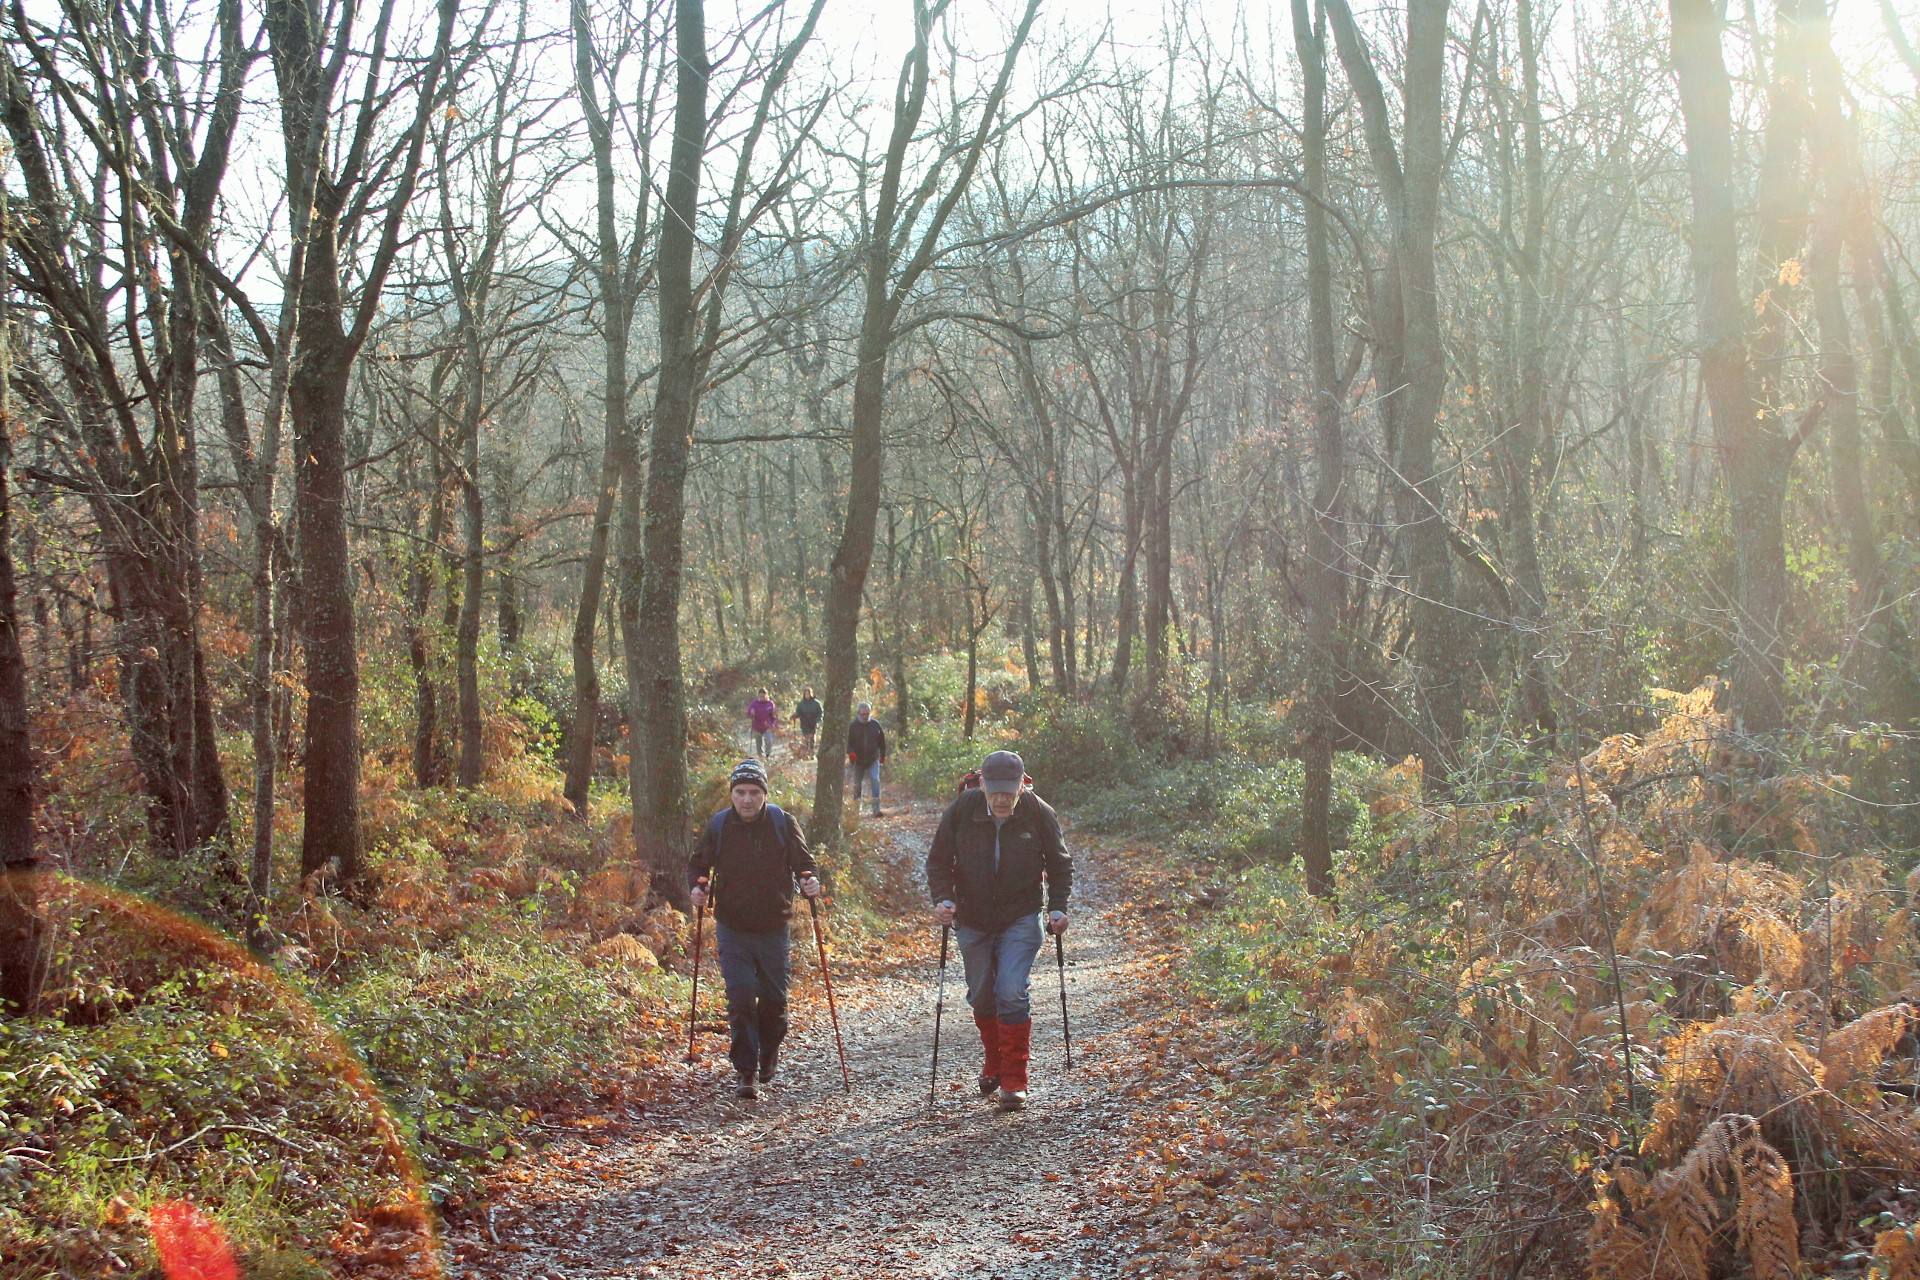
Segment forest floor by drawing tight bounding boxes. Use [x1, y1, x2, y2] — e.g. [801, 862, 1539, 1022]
[443, 790, 1303, 1280]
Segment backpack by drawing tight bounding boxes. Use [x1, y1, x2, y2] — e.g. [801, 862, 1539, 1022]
[954, 769, 1034, 797]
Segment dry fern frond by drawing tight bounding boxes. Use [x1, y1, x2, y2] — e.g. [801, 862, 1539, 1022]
[1591, 1115, 1797, 1280]
[1808, 886, 1889, 985]
[1617, 844, 1810, 994]
[1727, 1115, 1800, 1280]
[1821, 1004, 1914, 1093]
[1643, 1012, 1824, 1161]
[1873, 1225, 1920, 1280]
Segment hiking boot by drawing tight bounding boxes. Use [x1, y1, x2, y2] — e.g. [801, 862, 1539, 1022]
[734, 1071, 759, 1100]
[978, 1074, 1000, 1097]
[758, 1051, 779, 1085]
[996, 1086, 1028, 1111]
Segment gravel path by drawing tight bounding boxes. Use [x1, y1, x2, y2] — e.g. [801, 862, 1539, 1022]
[450, 795, 1154, 1280]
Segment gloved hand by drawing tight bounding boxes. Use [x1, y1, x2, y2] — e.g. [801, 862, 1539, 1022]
[1047, 911, 1068, 936]
[690, 878, 710, 911]
[799, 874, 822, 899]
[932, 899, 956, 926]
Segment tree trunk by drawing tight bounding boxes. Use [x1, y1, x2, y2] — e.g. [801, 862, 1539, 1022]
[629, 0, 709, 908]
[288, 312, 366, 882]
[563, 0, 640, 819]
[1505, 0, 1557, 738]
[786, 450, 809, 635]
[1293, 0, 1341, 901]
[963, 600, 982, 740]
[1327, 0, 1465, 769]
[1804, 10, 1920, 726]
[1108, 469, 1142, 701]
[1669, 0, 1805, 735]
[456, 460, 484, 788]
[813, 327, 891, 841]
[265, 0, 459, 890]
[1142, 429, 1175, 710]
[0, 256, 43, 1015]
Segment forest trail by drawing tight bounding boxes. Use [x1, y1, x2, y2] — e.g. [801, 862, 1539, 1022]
[448, 790, 1159, 1280]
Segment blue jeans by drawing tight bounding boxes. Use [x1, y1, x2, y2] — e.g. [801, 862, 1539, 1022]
[956, 913, 1042, 1025]
[714, 921, 790, 1076]
[752, 729, 774, 758]
[853, 761, 882, 813]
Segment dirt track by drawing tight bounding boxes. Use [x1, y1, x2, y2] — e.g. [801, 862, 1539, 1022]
[449, 794, 1157, 1280]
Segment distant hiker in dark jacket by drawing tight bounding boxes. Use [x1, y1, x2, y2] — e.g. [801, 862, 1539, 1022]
[792, 687, 823, 755]
[688, 759, 819, 1099]
[746, 689, 778, 759]
[927, 750, 1071, 1110]
[846, 702, 887, 817]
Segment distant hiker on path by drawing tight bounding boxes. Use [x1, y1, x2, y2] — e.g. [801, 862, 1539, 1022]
[746, 689, 778, 759]
[793, 687, 823, 755]
[846, 701, 888, 817]
[927, 750, 1071, 1111]
[688, 759, 820, 1100]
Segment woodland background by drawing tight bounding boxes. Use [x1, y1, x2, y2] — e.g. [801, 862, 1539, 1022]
[4, 0, 1920, 1276]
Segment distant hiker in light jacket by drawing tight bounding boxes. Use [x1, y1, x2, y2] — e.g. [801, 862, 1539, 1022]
[792, 687, 823, 755]
[927, 750, 1071, 1111]
[688, 759, 820, 1100]
[846, 702, 888, 817]
[746, 689, 778, 759]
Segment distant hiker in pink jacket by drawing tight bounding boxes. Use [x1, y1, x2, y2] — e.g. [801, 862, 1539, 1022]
[746, 689, 778, 759]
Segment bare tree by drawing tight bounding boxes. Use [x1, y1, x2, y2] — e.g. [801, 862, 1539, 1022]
[1293, 0, 1345, 899]
[1668, 0, 1813, 736]
[0, 178, 42, 1014]
[1, 0, 247, 865]
[263, 0, 462, 889]
[629, 0, 826, 901]
[810, 0, 1043, 843]
[1324, 0, 1468, 768]
[561, 0, 668, 819]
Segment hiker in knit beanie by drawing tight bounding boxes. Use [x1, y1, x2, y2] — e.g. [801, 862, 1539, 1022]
[689, 759, 819, 1099]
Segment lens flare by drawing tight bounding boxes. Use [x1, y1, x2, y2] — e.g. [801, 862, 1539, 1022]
[150, 1200, 239, 1280]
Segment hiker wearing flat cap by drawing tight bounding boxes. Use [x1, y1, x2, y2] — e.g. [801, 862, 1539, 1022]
[792, 687, 823, 755]
[688, 759, 820, 1099]
[927, 750, 1071, 1110]
[846, 702, 888, 817]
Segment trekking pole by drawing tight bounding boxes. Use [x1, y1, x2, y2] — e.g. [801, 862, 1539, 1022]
[929, 924, 951, 1109]
[805, 894, 853, 1093]
[685, 879, 708, 1063]
[1054, 927, 1073, 1070]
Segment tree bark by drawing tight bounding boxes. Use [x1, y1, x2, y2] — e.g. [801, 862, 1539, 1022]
[810, 0, 1040, 844]
[265, 0, 460, 887]
[1504, 0, 1557, 738]
[1293, 0, 1342, 901]
[1669, 0, 1806, 735]
[0, 212, 43, 1014]
[562, 0, 650, 819]
[1326, 0, 1466, 767]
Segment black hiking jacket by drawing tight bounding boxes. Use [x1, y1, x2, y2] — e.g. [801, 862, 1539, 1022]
[847, 718, 887, 767]
[794, 697, 823, 730]
[688, 804, 817, 934]
[926, 789, 1072, 931]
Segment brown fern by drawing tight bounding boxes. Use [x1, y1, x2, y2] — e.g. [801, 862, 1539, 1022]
[1821, 1004, 1915, 1093]
[1590, 1115, 1798, 1280]
[1874, 1225, 1920, 1280]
